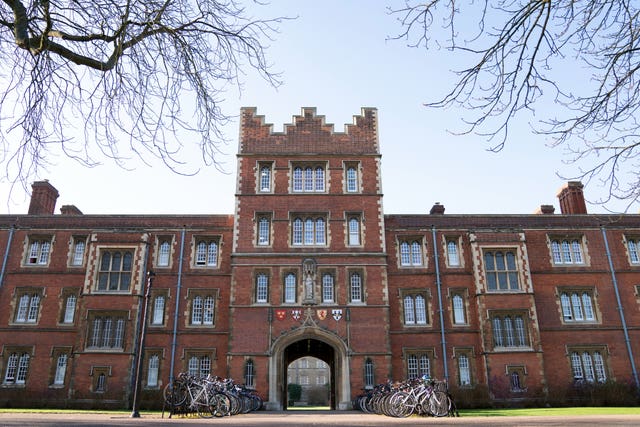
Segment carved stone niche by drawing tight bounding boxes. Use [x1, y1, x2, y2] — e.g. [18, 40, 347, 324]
[302, 258, 317, 305]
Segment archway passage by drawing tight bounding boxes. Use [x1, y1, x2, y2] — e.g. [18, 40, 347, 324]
[283, 339, 335, 410]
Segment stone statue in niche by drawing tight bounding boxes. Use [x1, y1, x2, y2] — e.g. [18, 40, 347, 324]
[302, 258, 317, 305]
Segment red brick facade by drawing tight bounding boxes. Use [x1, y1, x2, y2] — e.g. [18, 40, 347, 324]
[0, 107, 639, 410]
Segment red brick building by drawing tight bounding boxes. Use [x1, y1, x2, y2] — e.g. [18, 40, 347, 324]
[1, 107, 639, 410]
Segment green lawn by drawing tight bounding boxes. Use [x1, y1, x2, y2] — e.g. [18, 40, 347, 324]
[459, 407, 640, 417]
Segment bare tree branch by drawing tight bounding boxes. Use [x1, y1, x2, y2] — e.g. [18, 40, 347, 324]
[0, 0, 285, 191]
[389, 0, 640, 211]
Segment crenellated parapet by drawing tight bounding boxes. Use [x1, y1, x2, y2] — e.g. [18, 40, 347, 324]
[239, 107, 379, 155]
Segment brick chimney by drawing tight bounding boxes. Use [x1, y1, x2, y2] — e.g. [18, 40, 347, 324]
[430, 202, 445, 215]
[60, 205, 83, 215]
[534, 205, 555, 215]
[28, 180, 59, 215]
[557, 181, 587, 214]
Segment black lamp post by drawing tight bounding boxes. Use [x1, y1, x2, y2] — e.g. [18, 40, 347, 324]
[131, 270, 154, 418]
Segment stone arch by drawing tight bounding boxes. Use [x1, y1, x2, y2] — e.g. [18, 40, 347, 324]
[267, 327, 351, 410]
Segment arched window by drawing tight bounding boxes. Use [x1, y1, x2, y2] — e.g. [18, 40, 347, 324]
[510, 372, 521, 391]
[147, 355, 159, 387]
[551, 239, 585, 264]
[404, 294, 427, 325]
[304, 218, 314, 244]
[258, 217, 270, 245]
[415, 295, 426, 324]
[322, 274, 334, 303]
[304, 167, 314, 192]
[63, 294, 77, 324]
[348, 218, 360, 245]
[293, 217, 326, 245]
[256, 274, 269, 303]
[452, 294, 465, 324]
[484, 250, 519, 291]
[400, 242, 410, 265]
[292, 218, 303, 245]
[98, 250, 133, 291]
[260, 166, 271, 192]
[152, 295, 165, 325]
[293, 167, 303, 192]
[203, 296, 215, 325]
[447, 240, 460, 266]
[628, 239, 639, 263]
[54, 354, 68, 385]
[195, 240, 218, 266]
[350, 272, 362, 302]
[492, 314, 528, 348]
[561, 291, 596, 322]
[72, 239, 85, 266]
[200, 356, 211, 377]
[192, 296, 203, 324]
[407, 354, 418, 379]
[16, 293, 40, 323]
[399, 240, 423, 266]
[411, 241, 422, 265]
[346, 167, 358, 192]
[364, 358, 374, 388]
[188, 355, 211, 378]
[27, 239, 51, 265]
[315, 167, 325, 191]
[458, 354, 470, 386]
[315, 218, 326, 244]
[404, 295, 415, 324]
[95, 373, 106, 392]
[419, 355, 430, 378]
[158, 241, 171, 266]
[284, 273, 297, 303]
[244, 359, 255, 388]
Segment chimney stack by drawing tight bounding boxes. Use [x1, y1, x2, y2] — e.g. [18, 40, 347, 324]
[557, 181, 587, 215]
[430, 202, 445, 215]
[28, 180, 59, 215]
[60, 205, 83, 216]
[534, 205, 555, 215]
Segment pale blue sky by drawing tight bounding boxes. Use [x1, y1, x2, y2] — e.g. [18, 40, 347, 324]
[1, 1, 633, 215]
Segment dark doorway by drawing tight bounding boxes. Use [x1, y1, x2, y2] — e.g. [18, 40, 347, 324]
[283, 338, 336, 410]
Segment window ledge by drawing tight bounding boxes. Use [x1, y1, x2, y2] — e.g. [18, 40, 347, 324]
[91, 291, 132, 295]
[561, 321, 599, 325]
[486, 290, 525, 294]
[84, 348, 125, 353]
[492, 347, 533, 352]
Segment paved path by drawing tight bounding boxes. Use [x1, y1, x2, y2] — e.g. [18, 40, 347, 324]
[2, 411, 640, 426]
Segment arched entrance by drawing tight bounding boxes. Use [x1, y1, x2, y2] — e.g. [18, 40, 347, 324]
[284, 339, 334, 409]
[267, 327, 351, 410]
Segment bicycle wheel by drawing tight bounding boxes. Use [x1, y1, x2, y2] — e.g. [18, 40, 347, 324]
[427, 390, 450, 417]
[212, 393, 231, 417]
[388, 391, 414, 418]
[163, 382, 187, 407]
